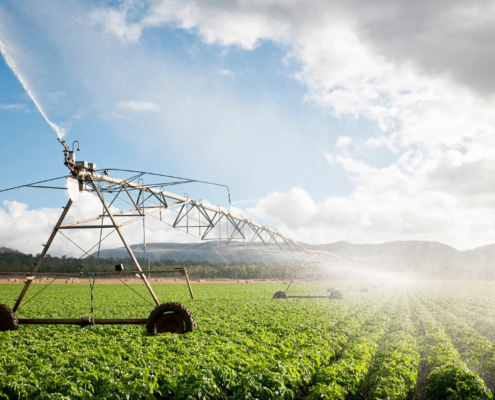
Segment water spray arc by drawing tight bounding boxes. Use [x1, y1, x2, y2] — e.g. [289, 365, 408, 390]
[0, 38, 66, 138]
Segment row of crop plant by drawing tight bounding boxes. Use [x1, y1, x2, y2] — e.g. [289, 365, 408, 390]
[421, 286, 495, 343]
[0, 289, 390, 399]
[416, 290, 495, 396]
[307, 298, 393, 399]
[3, 283, 494, 399]
[410, 292, 492, 399]
[356, 292, 419, 399]
[307, 289, 493, 400]
[308, 290, 426, 399]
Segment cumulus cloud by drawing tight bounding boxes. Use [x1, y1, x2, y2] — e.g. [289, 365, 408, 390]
[248, 176, 494, 250]
[91, 1, 495, 147]
[91, 5, 143, 42]
[0, 192, 194, 257]
[335, 136, 352, 149]
[355, 0, 495, 96]
[5, 0, 495, 249]
[117, 100, 161, 112]
[0, 195, 119, 257]
[87, 0, 495, 249]
[246, 138, 495, 250]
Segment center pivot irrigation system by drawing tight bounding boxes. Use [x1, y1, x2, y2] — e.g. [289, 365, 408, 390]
[272, 252, 347, 300]
[0, 139, 340, 334]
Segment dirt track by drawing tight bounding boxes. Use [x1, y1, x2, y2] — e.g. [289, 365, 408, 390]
[0, 278, 291, 285]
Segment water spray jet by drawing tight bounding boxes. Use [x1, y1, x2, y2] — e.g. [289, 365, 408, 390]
[0, 38, 67, 138]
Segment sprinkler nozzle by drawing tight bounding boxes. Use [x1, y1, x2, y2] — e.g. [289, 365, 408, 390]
[58, 138, 69, 151]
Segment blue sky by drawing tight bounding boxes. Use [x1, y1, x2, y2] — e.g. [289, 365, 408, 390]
[0, 6, 371, 205]
[1, 0, 495, 254]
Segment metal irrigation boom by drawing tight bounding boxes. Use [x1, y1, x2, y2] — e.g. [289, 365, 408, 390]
[0, 139, 330, 334]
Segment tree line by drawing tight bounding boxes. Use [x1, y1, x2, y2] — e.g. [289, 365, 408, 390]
[2, 248, 491, 281]
[0, 249, 316, 280]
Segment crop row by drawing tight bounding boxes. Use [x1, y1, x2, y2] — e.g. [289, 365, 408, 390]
[416, 290, 495, 392]
[420, 287, 495, 343]
[308, 302, 391, 399]
[5, 283, 493, 399]
[357, 292, 419, 399]
[426, 284, 495, 320]
[0, 284, 388, 399]
[409, 293, 492, 399]
[307, 291, 416, 399]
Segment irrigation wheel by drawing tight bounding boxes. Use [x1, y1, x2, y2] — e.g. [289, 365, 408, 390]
[0, 304, 18, 332]
[329, 290, 343, 300]
[360, 287, 369, 292]
[273, 291, 288, 299]
[146, 302, 195, 334]
[327, 287, 336, 293]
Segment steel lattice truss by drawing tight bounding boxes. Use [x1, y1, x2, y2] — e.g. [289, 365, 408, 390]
[64, 171, 307, 253]
[4, 140, 339, 313]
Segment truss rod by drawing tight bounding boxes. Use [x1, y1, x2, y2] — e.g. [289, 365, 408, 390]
[89, 175, 161, 306]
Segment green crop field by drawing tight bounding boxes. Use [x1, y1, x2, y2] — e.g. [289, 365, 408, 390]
[1, 282, 495, 399]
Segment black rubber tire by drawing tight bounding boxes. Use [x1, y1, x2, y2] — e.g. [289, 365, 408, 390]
[0, 304, 18, 332]
[327, 287, 336, 293]
[273, 291, 288, 299]
[329, 290, 343, 300]
[146, 302, 195, 334]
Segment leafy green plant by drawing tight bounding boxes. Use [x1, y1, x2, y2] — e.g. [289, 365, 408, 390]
[0, 284, 381, 399]
[1, 283, 494, 399]
[426, 364, 492, 400]
[410, 291, 493, 400]
[308, 294, 396, 399]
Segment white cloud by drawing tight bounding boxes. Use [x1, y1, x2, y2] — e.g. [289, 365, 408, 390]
[86, 0, 495, 249]
[0, 103, 27, 111]
[5, 0, 495, 249]
[248, 142, 495, 250]
[219, 69, 234, 76]
[0, 193, 194, 257]
[91, 6, 143, 42]
[108, 112, 130, 120]
[91, 1, 495, 149]
[117, 100, 161, 112]
[335, 136, 352, 149]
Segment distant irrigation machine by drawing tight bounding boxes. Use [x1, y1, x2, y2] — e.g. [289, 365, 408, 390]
[271, 253, 372, 300]
[0, 139, 340, 334]
[271, 252, 349, 300]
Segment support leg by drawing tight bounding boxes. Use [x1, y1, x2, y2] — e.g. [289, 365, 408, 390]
[13, 200, 73, 312]
[183, 267, 194, 299]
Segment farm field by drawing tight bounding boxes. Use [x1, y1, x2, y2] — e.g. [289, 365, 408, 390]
[1, 282, 495, 399]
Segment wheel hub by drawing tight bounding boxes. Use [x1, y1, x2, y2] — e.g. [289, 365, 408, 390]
[155, 312, 185, 334]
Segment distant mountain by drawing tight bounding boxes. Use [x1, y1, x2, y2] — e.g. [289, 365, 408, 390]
[306, 241, 461, 269]
[97, 241, 299, 265]
[96, 240, 495, 270]
[306, 240, 495, 270]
